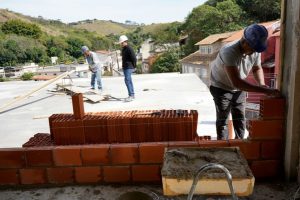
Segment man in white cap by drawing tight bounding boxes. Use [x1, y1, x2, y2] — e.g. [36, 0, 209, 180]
[81, 46, 102, 92]
[209, 24, 281, 140]
[118, 35, 136, 102]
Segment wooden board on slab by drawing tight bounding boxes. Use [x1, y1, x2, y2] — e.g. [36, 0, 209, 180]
[57, 84, 105, 103]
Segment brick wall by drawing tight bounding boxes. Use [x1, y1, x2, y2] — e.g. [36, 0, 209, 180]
[0, 138, 284, 186]
[0, 97, 285, 186]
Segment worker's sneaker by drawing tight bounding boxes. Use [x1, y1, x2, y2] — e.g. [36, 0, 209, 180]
[90, 87, 95, 90]
[124, 96, 135, 102]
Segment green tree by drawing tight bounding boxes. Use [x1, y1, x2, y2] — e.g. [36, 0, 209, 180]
[181, 0, 244, 55]
[1, 19, 42, 38]
[90, 36, 114, 51]
[150, 49, 180, 73]
[45, 36, 68, 58]
[150, 22, 181, 44]
[66, 37, 88, 58]
[216, 0, 245, 29]
[0, 44, 17, 66]
[236, 0, 281, 22]
[0, 35, 51, 66]
[126, 27, 149, 51]
[25, 47, 50, 65]
[0, 39, 26, 66]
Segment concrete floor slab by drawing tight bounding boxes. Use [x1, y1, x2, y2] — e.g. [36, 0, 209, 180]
[0, 73, 217, 147]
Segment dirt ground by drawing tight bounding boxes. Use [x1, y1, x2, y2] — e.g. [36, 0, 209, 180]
[0, 181, 299, 200]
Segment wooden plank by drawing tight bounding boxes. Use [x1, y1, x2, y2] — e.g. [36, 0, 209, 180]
[57, 84, 104, 103]
[0, 70, 75, 113]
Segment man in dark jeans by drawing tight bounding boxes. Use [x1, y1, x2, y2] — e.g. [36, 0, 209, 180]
[209, 24, 281, 140]
[118, 35, 136, 102]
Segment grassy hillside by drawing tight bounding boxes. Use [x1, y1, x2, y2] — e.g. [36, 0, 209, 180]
[73, 20, 137, 35]
[0, 9, 31, 23]
[0, 9, 174, 37]
[141, 23, 174, 35]
[0, 9, 72, 36]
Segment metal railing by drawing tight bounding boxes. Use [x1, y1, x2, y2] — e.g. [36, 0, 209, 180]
[187, 163, 238, 200]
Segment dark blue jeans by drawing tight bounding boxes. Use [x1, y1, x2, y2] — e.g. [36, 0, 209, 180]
[123, 68, 135, 97]
[209, 86, 246, 140]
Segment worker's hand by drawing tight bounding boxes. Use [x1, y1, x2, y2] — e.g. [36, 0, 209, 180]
[266, 88, 281, 97]
[260, 84, 269, 88]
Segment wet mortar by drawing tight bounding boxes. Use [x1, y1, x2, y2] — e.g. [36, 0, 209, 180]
[161, 147, 252, 180]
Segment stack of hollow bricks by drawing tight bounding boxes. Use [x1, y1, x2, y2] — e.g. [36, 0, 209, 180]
[49, 111, 198, 145]
[0, 94, 285, 186]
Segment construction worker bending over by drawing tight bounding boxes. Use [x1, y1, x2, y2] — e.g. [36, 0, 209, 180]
[209, 24, 281, 140]
[81, 46, 103, 92]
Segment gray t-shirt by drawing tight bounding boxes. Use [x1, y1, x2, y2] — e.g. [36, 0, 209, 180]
[86, 52, 102, 72]
[210, 40, 261, 91]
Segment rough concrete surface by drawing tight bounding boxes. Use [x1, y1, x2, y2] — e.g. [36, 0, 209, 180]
[0, 182, 298, 200]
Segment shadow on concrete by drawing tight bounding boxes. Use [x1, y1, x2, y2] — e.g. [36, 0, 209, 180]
[0, 94, 55, 115]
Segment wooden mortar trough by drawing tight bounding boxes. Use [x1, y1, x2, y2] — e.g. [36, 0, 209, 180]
[161, 147, 254, 196]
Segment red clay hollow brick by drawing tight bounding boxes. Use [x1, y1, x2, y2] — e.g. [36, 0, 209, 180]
[25, 148, 53, 167]
[139, 142, 168, 164]
[0, 169, 19, 185]
[248, 119, 284, 140]
[198, 140, 230, 148]
[260, 97, 285, 119]
[0, 148, 25, 168]
[53, 146, 82, 166]
[81, 144, 110, 165]
[47, 167, 74, 184]
[168, 141, 199, 148]
[110, 143, 139, 164]
[250, 160, 281, 179]
[75, 167, 101, 183]
[83, 115, 100, 144]
[103, 166, 130, 183]
[72, 93, 85, 119]
[132, 165, 161, 182]
[67, 119, 85, 145]
[20, 169, 46, 184]
[261, 140, 283, 159]
[229, 140, 260, 160]
[190, 110, 198, 138]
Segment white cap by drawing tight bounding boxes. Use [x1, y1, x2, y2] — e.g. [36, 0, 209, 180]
[118, 35, 128, 44]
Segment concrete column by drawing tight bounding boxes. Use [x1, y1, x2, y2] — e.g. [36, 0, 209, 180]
[281, 0, 300, 180]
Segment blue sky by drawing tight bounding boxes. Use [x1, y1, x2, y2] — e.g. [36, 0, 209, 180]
[0, 0, 206, 24]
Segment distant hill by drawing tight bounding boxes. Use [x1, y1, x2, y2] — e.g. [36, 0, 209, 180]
[73, 20, 175, 36]
[0, 9, 174, 37]
[0, 9, 75, 36]
[72, 20, 138, 35]
[141, 23, 174, 34]
[0, 9, 31, 23]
